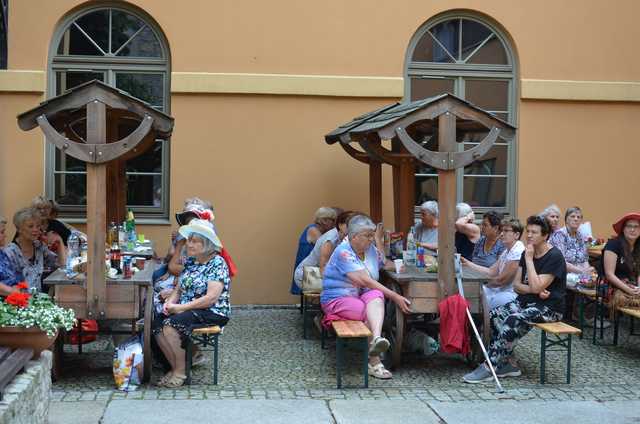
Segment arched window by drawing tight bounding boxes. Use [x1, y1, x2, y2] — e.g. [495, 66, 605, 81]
[405, 14, 517, 215]
[48, 5, 170, 220]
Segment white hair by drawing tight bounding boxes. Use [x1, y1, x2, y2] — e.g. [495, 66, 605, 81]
[420, 201, 439, 218]
[456, 202, 474, 219]
[183, 197, 213, 211]
[0, 216, 6, 226]
[314, 206, 337, 221]
[540, 204, 561, 218]
[347, 215, 376, 238]
[188, 234, 220, 256]
[13, 207, 40, 229]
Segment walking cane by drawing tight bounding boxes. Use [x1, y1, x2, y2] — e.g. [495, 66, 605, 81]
[455, 254, 505, 393]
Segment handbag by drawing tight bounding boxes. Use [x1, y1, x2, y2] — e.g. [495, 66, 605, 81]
[301, 266, 323, 293]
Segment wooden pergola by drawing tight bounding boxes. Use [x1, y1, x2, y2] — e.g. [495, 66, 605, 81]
[325, 93, 516, 296]
[17, 80, 174, 319]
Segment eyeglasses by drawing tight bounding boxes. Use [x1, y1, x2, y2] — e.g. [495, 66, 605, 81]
[357, 232, 375, 241]
[625, 224, 640, 230]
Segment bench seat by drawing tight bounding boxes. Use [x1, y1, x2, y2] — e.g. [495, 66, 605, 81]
[533, 321, 580, 384]
[330, 320, 371, 389]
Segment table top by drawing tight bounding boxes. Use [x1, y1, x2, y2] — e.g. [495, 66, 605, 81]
[44, 262, 154, 286]
[384, 264, 487, 283]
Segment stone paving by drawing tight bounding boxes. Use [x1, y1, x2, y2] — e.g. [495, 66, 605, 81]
[52, 307, 640, 403]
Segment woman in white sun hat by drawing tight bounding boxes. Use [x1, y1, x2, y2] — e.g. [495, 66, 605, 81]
[153, 219, 231, 387]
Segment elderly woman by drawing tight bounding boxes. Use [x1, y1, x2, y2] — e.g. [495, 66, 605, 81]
[290, 207, 338, 295]
[3, 207, 65, 292]
[321, 215, 411, 380]
[455, 203, 481, 260]
[464, 215, 566, 383]
[472, 211, 505, 267]
[603, 213, 640, 311]
[540, 204, 562, 234]
[293, 211, 356, 288]
[31, 196, 72, 246]
[415, 201, 438, 255]
[463, 218, 525, 310]
[0, 216, 24, 296]
[153, 219, 231, 388]
[549, 207, 593, 278]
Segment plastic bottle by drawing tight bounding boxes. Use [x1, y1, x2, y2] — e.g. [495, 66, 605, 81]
[406, 226, 417, 266]
[416, 245, 425, 268]
[66, 232, 81, 276]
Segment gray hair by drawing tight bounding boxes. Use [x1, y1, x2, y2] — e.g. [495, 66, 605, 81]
[0, 216, 6, 226]
[13, 207, 40, 229]
[314, 206, 337, 221]
[540, 204, 561, 218]
[420, 201, 439, 218]
[347, 215, 376, 238]
[456, 202, 474, 219]
[564, 206, 583, 221]
[188, 234, 220, 256]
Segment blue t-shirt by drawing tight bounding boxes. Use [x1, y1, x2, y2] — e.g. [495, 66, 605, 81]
[472, 236, 506, 267]
[321, 238, 385, 304]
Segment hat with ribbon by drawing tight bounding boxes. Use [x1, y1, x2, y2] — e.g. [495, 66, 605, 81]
[175, 201, 215, 226]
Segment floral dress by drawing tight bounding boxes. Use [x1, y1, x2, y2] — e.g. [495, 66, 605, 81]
[549, 227, 588, 266]
[153, 254, 231, 341]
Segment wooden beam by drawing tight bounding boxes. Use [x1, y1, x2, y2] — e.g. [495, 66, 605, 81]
[85, 100, 107, 319]
[437, 112, 457, 299]
[369, 160, 382, 223]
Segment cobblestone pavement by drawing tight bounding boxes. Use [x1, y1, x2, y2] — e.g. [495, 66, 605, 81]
[52, 307, 640, 402]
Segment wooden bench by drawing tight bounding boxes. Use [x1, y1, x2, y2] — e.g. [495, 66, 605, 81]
[567, 286, 596, 339]
[302, 292, 321, 339]
[185, 326, 222, 385]
[0, 347, 33, 400]
[331, 320, 371, 389]
[533, 322, 581, 384]
[613, 307, 640, 345]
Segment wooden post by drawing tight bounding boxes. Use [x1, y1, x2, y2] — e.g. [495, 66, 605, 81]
[437, 112, 457, 298]
[369, 160, 382, 223]
[86, 100, 107, 319]
[396, 158, 415, 236]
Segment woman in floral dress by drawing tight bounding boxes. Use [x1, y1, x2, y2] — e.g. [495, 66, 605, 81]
[153, 219, 231, 387]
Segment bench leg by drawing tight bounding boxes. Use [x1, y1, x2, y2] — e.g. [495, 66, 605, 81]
[300, 292, 304, 315]
[540, 330, 547, 384]
[577, 296, 584, 340]
[321, 326, 327, 350]
[614, 311, 620, 346]
[303, 301, 309, 339]
[361, 337, 369, 389]
[185, 339, 193, 385]
[566, 334, 572, 384]
[213, 334, 219, 385]
[336, 338, 344, 389]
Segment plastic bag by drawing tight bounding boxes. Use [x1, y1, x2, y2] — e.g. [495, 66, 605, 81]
[113, 334, 144, 391]
[406, 328, 439, 357]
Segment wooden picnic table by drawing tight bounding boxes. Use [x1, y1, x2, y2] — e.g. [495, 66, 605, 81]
[44, 262, 154, 382]
[381, 265, 488, 369]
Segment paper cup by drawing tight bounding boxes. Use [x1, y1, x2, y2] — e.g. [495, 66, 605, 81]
[393, 259, 404, 274]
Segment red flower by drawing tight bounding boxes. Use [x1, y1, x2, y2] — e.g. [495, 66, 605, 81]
[16, 282, 29, 290]
[199, 210, 212, 221]
[5, 292, 31, 308]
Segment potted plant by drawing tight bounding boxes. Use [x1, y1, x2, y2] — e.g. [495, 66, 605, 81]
[0, 282, 76, 357]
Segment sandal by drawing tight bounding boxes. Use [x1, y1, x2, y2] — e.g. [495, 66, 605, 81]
[156, 372, 173, 386]
[368, 362, 392, 380]
[369, 336, 390, 356]
[159, 374, 186, 388]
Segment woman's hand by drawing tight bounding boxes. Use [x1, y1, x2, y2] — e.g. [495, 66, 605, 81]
[539, 289, 550, 300]
[47, 232, 64, 253]
[627, 285, 640, 296]
[159, 288, 173, 300]
[164, 301, 184, 315]
[460, 256, 469, 265]
[524, 243, 535, 262]
[392, 292, 412, 314]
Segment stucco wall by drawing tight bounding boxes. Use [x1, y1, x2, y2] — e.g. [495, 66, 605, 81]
[1, 0, 639, 304]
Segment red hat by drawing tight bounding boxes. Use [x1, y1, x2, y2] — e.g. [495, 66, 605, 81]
[612, 212, 640, 236]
